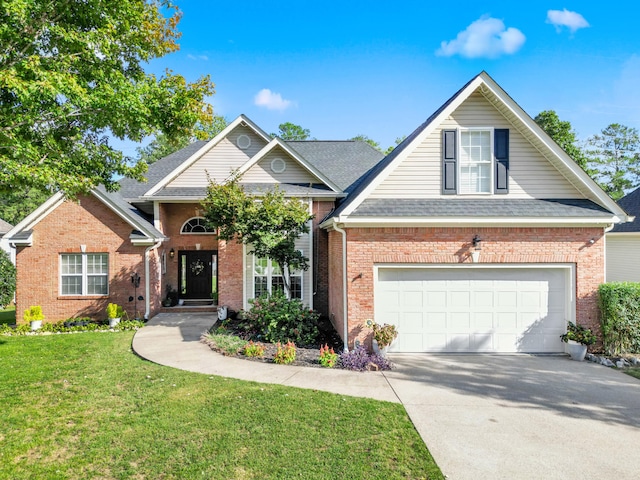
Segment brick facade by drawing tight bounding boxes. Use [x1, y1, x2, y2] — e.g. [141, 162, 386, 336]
[16, 195, 150, 323]
[311, 200, 334, 317]
[327, 226, 605, 348]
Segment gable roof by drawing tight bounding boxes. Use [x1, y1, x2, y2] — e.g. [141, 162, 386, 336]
[321, 71, 630, 227]
[142, 115, 272, 198]
[119, 122, 384, 202]
[4, 189, 165, 247]
[610, 188, 640, 233]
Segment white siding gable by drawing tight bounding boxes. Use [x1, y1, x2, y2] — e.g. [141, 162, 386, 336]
[168, 126, 268, 188]
[370, 91, 582, 199]
[241, 147, 321, 185]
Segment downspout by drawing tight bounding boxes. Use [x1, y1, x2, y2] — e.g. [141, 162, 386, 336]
[332, 221, 349, 353]
[144, 241, 163, 320]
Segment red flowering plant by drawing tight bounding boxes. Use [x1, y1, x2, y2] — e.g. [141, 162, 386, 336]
[319, 344, 338, 368]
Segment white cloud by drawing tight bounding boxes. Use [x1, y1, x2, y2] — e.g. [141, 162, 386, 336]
[254, 89, 293, 111]
[187, 54, 209, 61]
[436, 16, 526, 59]
[546, 9, 589, 33]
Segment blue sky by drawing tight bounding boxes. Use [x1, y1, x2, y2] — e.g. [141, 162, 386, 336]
[122, 1, 640, 155]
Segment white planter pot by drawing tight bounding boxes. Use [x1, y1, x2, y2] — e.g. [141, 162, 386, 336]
[109, 317, 121, 328]
[372, 339, 388, 356]
[566, 341, 587, 361]
[30, 320, 42, 331]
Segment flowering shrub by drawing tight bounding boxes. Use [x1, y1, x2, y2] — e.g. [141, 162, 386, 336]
[243, 341, 265, 358]
[319, 344, 338, 368]
[242, 291, 319, 346]
[339, 345, 392, 371]
[274, 341, 296, 365]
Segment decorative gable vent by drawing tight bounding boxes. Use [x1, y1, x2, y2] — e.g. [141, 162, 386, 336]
[270, 157, 286, 173]
[237, 134, 251, 150]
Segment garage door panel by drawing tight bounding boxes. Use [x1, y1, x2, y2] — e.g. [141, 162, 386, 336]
[378, 267, 569, 353]
[474, 312, 494, 329]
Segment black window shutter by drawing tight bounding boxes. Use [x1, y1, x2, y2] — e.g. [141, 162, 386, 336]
[442, 130, 457, 194]
[494, 129, 509, 194]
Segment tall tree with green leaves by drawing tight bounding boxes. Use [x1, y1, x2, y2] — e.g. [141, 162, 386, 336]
[201, 174, 313, 298]
[271, 122, 311, 141]
[0, 0, 215, 196]
[136, 116, 228, 165]
[0, 188, 50, 225]
[0, 249, 16, 308]
[587, 124, 640, 200]
[534, 110, 588, 170]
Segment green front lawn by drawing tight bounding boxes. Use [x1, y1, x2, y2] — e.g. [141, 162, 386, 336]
[0, 306, 15, 325]
[0, 332, 443, 479]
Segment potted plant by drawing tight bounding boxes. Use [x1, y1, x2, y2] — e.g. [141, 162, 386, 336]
[106, 303, 123, 328]
[164, 284, 178, 307]
[24, 305, 44, 331]
[365, 319, 398, 355]
[560, 321, 597, 361]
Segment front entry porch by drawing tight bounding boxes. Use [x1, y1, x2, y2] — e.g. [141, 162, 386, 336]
[177, 249, 217, 305]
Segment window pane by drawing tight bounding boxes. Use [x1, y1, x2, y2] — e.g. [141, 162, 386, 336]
[87, 254, 107, 274]
[271, 275, 285, 294]
[61, 254, 82, 274]
[459, 130, 491, 194]
[62, 276, 82, 295]
[254, 277, 268, 298]
[290, 276, 302, 299]
[87, 276, 108, 295]
[254, 257, 268, 276]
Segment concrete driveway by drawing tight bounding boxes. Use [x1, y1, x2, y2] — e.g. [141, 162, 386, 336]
[385, 354, 640, 480]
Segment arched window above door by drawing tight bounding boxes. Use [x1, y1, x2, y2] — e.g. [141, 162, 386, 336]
[180, 217, 215, 234]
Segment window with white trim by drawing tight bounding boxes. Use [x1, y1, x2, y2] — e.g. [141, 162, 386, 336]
[181, 217, 215, 234]
[253, 257, 302, 299]
[459, 129, 492, 194]
[60, 253, 108, 295]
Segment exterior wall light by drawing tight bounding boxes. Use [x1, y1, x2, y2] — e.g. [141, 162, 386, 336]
[169, 248, 175, 259]
[471, 235, 482, 263]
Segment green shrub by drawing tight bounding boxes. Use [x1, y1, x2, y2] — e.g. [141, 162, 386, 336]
[0, 249, 15, 308]
[205, 333, 245, 356]
[599, 282, 640, 355]
[273, 341, 296, 365]
[242, 291, 319, 345]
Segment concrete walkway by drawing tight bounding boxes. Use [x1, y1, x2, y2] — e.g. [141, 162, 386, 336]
[133, 313, 640, 480]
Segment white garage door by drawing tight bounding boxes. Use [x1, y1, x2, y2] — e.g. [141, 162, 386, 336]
[375, 267, 569, 353]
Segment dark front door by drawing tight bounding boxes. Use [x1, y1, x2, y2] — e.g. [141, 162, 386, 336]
[179, 250, 217, 299]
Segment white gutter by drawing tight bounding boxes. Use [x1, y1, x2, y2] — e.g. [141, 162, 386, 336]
[144, 241, 163, 320]
[332, 221, 349, 353]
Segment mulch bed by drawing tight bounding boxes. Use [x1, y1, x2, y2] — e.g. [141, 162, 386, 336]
[202, 316, 345, 368]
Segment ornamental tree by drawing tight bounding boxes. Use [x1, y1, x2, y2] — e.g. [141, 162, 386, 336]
[201, 174, 314, 298]
[0, 249, 16, 308]
[0, 0, 215, 196]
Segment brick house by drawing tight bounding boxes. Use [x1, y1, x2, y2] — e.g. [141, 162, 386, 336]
[5, 72, 630, 352]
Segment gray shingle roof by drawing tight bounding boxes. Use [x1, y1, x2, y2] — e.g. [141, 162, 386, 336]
[153, 183, 336, 199]
[118, 141, 208, 200]
[285, 141, 384, 191]
[351, 199, 613, 218]
[96, 187, 166, 240]
[611, 188, 640, 232]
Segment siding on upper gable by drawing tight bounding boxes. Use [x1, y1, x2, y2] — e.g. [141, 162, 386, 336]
[370, 91, 582, 200]
[167, 126, 268, 188]
[241, 147, 320, 185]
[605, 234, 640, 282]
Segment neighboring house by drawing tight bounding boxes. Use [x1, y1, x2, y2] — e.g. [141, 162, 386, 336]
[606, 188, 640, 281]
[5, 72, 631, 353]
[0, 217, 15, 262]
